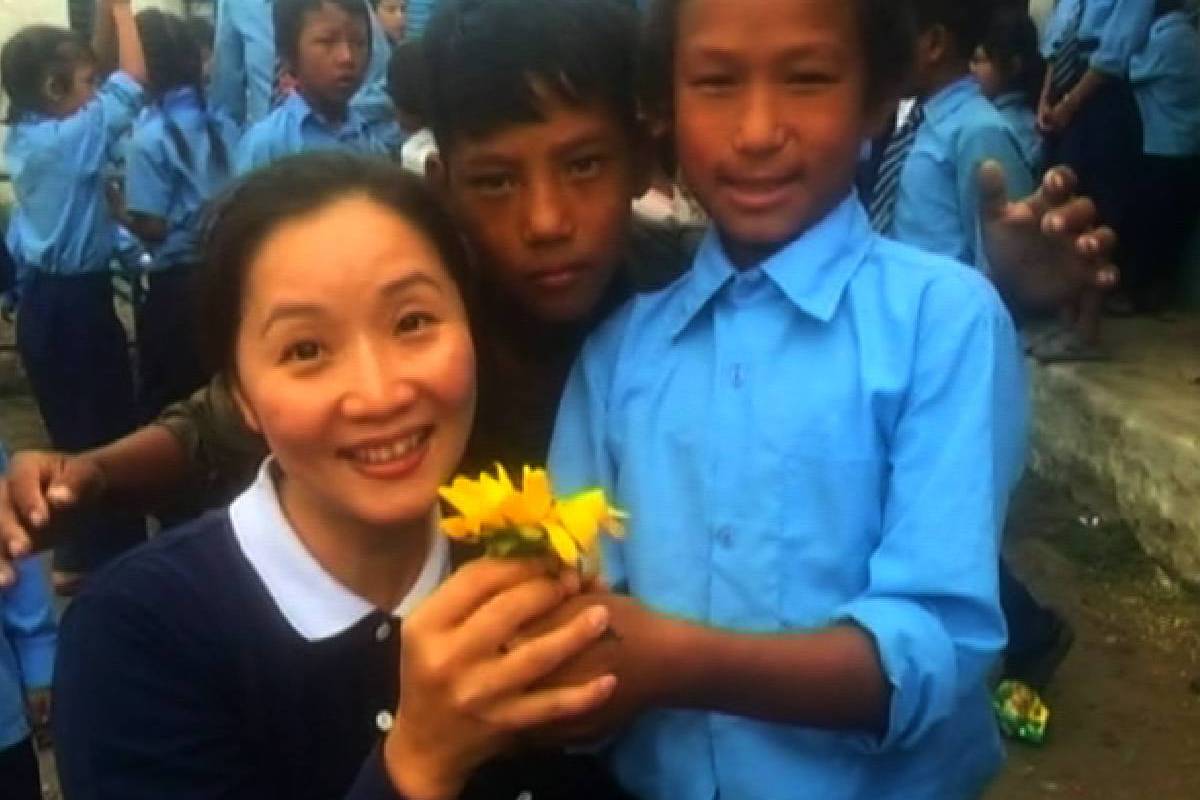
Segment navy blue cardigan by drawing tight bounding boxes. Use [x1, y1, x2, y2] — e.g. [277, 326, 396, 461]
[53, 512, 633, 800]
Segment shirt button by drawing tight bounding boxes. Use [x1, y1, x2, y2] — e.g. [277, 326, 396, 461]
[374, 620, 392, 642]
[375, 710, 394, 733]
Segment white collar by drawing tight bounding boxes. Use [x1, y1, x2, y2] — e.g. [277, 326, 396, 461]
[230, 459, 450, 641]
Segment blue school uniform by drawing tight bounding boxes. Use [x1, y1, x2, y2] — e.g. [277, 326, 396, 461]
[1080, 0, 1156, 78]
[1129, 11, 1200, 158]
[994, 92, 1044, 173]
[6, 72, 147, 574]
[405, 0, 441, 37]
[892, 76, 1034, 270]
[236, 90, 390, 173]
[211, 0, 275, 125]
[1041, 0, 1084, 59]
[551, 193, 1028, 800]
[126, 87, 238, 416]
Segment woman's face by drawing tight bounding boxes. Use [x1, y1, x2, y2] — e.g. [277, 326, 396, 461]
[233, 195, 476, 532]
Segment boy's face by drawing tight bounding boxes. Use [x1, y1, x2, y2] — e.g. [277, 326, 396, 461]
[291, 3, 370, 110]
[377, 0, 408, 43]
[969, 47, 1002, 100]
[441, 92, 643, 323]
[47, 61, 98, 118]
[673, 0, 874, 264]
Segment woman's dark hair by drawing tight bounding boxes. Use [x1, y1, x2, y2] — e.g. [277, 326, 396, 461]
[0, 26, 93, 123]
[274, 0, 372, 65]
[387, 39, 428, 119]
[423, 0, 640, 153]
[979, 8, 1046, 109]
[136, 10, 230, 173]
[640, 0, 917, 125]
[197, 152, 476, 377]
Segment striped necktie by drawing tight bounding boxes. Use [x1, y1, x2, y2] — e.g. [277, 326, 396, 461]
[1049, 0, 1088, 100]
[868, 102, 924, 235]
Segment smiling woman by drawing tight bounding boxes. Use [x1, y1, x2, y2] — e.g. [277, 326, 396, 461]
[51, 152, 628, 800]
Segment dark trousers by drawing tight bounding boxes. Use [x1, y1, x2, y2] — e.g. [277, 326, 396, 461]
[1126, 154, 1200, 308]
[135, 266, 208, 422]
[16, 272, 146, 574]
[1045, 78, 1144, 273]
[0, 737, 42, 800]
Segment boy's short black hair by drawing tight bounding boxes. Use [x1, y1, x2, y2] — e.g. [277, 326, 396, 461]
[184, 16, 216, 51]
[980, 8, 1045, 108]
[640, 0, 917, 123]
[387, 39, 427, 118]
[0, 26, 92, 123]
[274, 0, 371, 64]
[910, 0, 996, 61]
[423, 0, 640, 153]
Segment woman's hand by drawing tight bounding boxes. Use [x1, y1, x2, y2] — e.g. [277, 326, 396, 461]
[383, 558, 616, 800]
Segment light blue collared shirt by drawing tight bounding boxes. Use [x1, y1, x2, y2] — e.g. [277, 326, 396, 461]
[211, 0, 395, 130]
[236, 90, 390, 174]
[551, 194, 1028, 800]
[1042, 0, 1084, 58]
[892, 76, 1034, 270]
[1082, 0, 1156, 76]
[1, 447, 58, 750]
[5, 72, 144, 274]
[126, 88, 239, 269]
[1130, 11, 1200, 157]
[405, 0, 441, 37]
[994, 92, 1044, 172]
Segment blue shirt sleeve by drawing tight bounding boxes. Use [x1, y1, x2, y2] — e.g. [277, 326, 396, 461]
[548, 306, 636, 592]
[957, 120, 1034, 272]
[210, 0, 275, 125]
[1090, 0, 1156, 76]
[835, 275, 1018, 752]
[124, 124, 172, 221]
[2, 557, 57, 692]
[54, 71, 144, 174]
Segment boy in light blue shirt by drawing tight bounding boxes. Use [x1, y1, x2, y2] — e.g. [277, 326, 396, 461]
[237, 0, 391, 173]
[973, 8, 1047, 174]
[1126, 0, 1200, 311]
[0, 444, 56, 800]
[884, 1, 1034, 270]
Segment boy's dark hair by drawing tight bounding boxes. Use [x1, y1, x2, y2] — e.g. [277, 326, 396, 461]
[980, 8, 1045, 109]
[1156, 0, 1185, 16]
[387, 39, 428, 119]
[184, 16, 216, 51]
[197, 152, 475, 377]
[0, 26, 92, 123]
[274, 0, 371, 65]
[640, 0, 917, 123]
[423, 0, 640, 153]
[910, 0, 997, 61]
[137, 10, 230, 172]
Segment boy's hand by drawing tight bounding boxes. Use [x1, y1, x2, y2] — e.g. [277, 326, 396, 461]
[980, 161, 1118, 318]
[26, 689, 52, 748]
[521, 592, 667, 746]
[0, 451, 107, 587]
[384, 559, 615, 800]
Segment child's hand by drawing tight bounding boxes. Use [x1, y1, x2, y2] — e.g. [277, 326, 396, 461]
[26, 689, 52, 748]
[0, 451, 107, 587]
[383, 558, 616, 800]
[521, 592, 667, 746]
[1036, 96, 1056, 134]
[979, 162, 1118, 318]
[1047, 98, 1078, 133]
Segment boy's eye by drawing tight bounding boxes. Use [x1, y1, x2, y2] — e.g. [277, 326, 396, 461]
[467, 173, 517, 196]
[281, 340, 323, 364]
[691, 73, 738, 92]
[395, 311, 436, 335]
[785, 72, 836, 88]
[566, 155, 605, 180]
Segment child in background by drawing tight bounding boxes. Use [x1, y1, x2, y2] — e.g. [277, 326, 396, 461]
[549, 0, 1027, 797]
[184, 16, 216, 88]
[1, 0, 148, 587]
[0, 443, 57, 800]
[879, 0, 1034, 270]
[1126, 0, 1200, 312]
[374, 0, 409, 45]
[973, 8, 1046, 175]
[117, 10, 238, 419]
[237, 0, 392, 173]
[387, 40, 438, 175]
[211, 0, 276, 125]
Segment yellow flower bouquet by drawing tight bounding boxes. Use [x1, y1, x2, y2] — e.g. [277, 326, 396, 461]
[439, 465, 625, 572]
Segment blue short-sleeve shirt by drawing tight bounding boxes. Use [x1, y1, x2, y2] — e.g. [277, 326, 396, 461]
[235, 91, 390, 174]
[125, 87, 239, 269]
[550, 194, 1028, 800]
[5, 72, 144, 273]
[892, 77, 1034, 271]
[1129, 11, 1200, 157]
[1083, 0, 1156, 76]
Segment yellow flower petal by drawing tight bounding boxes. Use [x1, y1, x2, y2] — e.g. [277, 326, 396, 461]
[545, 522, 580, 565]
[440, 516, 479, 540]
